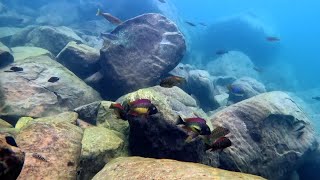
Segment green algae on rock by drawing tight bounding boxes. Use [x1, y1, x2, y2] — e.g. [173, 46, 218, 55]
[0, 118, 13, 128]
[11, 46, 54, 61]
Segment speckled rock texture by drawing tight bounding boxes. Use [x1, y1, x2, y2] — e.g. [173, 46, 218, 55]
[99, 13, 186, 98]
[209, 91, 318, 180]
[92, 157, 266, 180]
[0, 42, 13, 67]
[11, 46, 54, 61]
[15, 113, 83, 180]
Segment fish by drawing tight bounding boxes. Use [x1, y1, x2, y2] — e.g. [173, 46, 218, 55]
[100, 32, 119, 40]
[158, 0, 166, 3]
[216, 49, 228, 55]
[227, 84, 245, 97]
[127, 99, 158, 117]
[4, 66, 23, 72]
[185, 21, 196, 27]
[96, 8, 122, 25]
[32, 153, 48, 162]
[207, 137, 232, 151]
[199, 22, 207, 27]
[160, 75, 186, 88]
[177, 116, 211, 143]
[109, 103, 127, 120]
[5, 136, 18, 147]
[312, 96, 320, 101]
[48, 77, 60, 83]
[202, 126, 230, 145]
[266, 36, 280, 42]
[253, 66, 263, 73]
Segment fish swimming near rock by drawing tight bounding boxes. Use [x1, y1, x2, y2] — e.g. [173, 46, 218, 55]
[177, 116, 211, 143]
[204, 126, 230, 144]
[185, 21, 197, 27]
[253, 66, 263, 73]
[48, 77, 60, 83]
[96, 8, 122, 25]
[312, 96, 320, 101]
[266, 36, 280, 42]
[158, 0, 166, 3]
[216, 49, 229, 55]
[4, 66, 23, 72]
[199, 22, 207, 27]
[206, 136, 232, 151]
[227, 84, 245, 97]
[32, 153, 48, 162]
[110, 103, 128, 120]
[160, 75, 186, 88]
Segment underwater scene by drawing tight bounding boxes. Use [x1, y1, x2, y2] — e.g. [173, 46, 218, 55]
[0, 0, 319, 179]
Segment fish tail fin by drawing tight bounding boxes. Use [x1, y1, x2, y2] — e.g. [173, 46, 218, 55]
[109, 103, 123, 110]
[96, 8, 101, 16]
[176, 115, 185, 125]
[184, 135, 194, 143]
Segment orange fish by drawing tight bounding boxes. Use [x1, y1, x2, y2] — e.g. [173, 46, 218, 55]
[96, 9, 122, 25]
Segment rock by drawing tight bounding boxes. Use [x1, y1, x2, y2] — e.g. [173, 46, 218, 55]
[212, 76, 237, 95]
[11, 46, 54, 61]
[297, 145, 320, 180]
[74, 101, 101, 125]
[209, 91, 318, 180]
[79, 127, 125, 180]
[0, 42, 14, 67]
[93, 157, 266, 180]
[0, 55, 102, 122]
[0, 27, 22, 43]
[15, 117, 33, 130]
[99, 13, 186, 98]
[228, 77, 266, 103]
[0, 118, 12, 128]
[80, 35, 103, 50]
[0, 135, 25, 180]
[16, 115, 83, 180]
[214, 93, 229, 107]
[10, 26, 83, 55]
[56, 41, 100, 79]
[207, 51, 259, 79]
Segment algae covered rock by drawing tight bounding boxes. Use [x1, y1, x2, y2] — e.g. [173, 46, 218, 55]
[16, 115, 83, 180]
[15, 117, 33, 130]
[99, 13, 186, 98]
[56, 41, 100, 79]
[79, 127, 125, 180]
[209, 91, 318, 180]
[0, 55, 102, 120]
[93, 157, 266, 180]
[0, 118, 13, 128]
[0, 42, 14, 67]
[11, 46, 54, 61]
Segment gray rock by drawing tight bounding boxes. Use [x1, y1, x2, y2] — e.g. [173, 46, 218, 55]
[0, 55, 102, 122]
[56, 41, 100, 79]
[0, 27, 23, 43]
[209, 91, 318, 180]
[99, 13, 186, 98]
[11, 46, 54, 62]
[74, 101, 101, 125]
[0, 42, 13, 67]
[10, 26, 83, 55]
[207, 51, 259, 79]
[212, 76, 237, 95]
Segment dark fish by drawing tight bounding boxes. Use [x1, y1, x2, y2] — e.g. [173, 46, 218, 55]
[160, 75, 186, 88]
[4, 66, 23, 72]
[227, 84, 245, 97]
[177, 116, 211, 142]
[48, 77, 60, 83]
[5, 136, 18, 147]
[100, 32, 119, 40]
[207, 137, 232, 151]
[266, 36, 280, 42]
[158, 0, 166, 3]
[199, 22, 207, 27]
[253, 67, 263, 73]
[127, 99, 158, 117]
[32, 153, 48, 162]
[110, 103, 127, 120]
[67, 161, 75, 166]
[312, 97, 320, 101]
[185, 21, 196, 27]
[96, 9, 122, 25]
[202, 126, 230, 145]
[216, 49, 228, 55]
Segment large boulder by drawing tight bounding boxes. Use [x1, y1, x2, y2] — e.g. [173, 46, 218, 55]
[0, 27, 23, 44]
[0, 42, 13, 67]
[15, 113, 83, 179]
[0, 55, 102, 124]
[209, 91, 318, 180]
[10, 26, 83, 55]
[93, 157, 266, 180]
[206, 51, 259, 79]
[56, 41, 100, 79]
[11, 46, 54, 61]
[99, 13, 186, 98]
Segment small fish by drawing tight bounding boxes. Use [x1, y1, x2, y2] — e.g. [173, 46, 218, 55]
[202, 126, 230, 145]
[185, 21, 196, 27]
[227, 84, 245, 97]
[48, 77, 60, 83]
[100, 32, 119, 40]
[207, 137, 232, 151]
[199, 22, 207, 27]
[312, 97, 320, 101]
[253, 66, 263, 73]
[67, 161, 75, 166]
[4, 66, 24, 72]
[5, 136, 18, 147]
[216, 49, 228, 55]
[160, 75, 186, 88]
[158, 0, 166, 3]
[96, 8, 122, 25]
[110, 103, 127, 120]
[266, 36, 280, 42]
[177, 116, 211, 142]
[127, 99, 158, 117]
[32, 153, 48, 162]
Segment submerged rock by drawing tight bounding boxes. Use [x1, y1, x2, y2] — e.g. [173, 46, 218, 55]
[99, 13, 186, 98]
[0, 118, 13, 128]
[16, 114, 83, 180]
[57, 41, 100, 79]
[93, 157, 266, 180]
[10, 26, 83, 55]
[0, 42, 14, 67]
[0, 55, 102, 122]
[79, 127, 125, 180]
[209, 91, 318, 180]
[11, 46, 54, 61]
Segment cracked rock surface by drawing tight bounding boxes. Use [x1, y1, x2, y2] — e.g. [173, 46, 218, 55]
[0, 55, 101, 120]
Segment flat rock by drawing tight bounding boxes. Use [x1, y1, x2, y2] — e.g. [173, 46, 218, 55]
[11, 46, 54, 61]
[56, 41, 100, 79]
[93, 157, 266, 180]
[100, 13, 186, 98]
